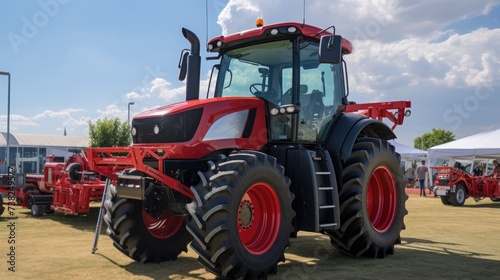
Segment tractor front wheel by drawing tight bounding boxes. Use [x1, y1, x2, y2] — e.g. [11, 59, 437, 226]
[31, 204, 44, 217]
[186, 151, 294, 279]
[449, 185, 466, 206]
[327, 137, 408, 258]
[66, 162, 81, 181]
[440, 195, 452, 205]
[104, 181, 191, 263]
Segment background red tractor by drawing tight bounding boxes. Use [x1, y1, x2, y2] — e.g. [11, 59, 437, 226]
[87, 20, 410, 279]
[0, 153, 105, 217]
[433, 164, 500, 206]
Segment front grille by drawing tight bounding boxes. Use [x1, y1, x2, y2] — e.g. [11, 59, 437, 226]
[438, 179, 449, 186]
[132, 108, 203, 143]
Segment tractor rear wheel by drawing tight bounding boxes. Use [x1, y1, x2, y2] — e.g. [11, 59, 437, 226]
[103, 180, 191, 263]
[186, 151, 294, 279]
[327, 137, 407, 258]
[449, 185, 466, 206]
[440, 195, 452, 205]
[0, 204, 5, 216]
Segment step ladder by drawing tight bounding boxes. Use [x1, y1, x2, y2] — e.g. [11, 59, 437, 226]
[309, 149, 340, 231]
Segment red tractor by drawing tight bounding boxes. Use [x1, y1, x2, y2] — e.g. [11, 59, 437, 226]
[433, 164, 500, 206]
[0, 153, 105, 217]
[87, 21, 410, 279]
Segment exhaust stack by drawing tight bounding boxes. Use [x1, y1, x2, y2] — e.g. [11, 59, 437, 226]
[182, 28, 201, 101]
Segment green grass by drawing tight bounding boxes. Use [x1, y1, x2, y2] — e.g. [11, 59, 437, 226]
[1, 196, 499, 279]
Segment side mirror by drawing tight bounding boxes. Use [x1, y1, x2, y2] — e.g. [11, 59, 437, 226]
[319, 35, 342, 64]
[178, 50, 189, 81]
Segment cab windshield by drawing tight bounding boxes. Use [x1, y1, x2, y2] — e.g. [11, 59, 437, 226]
[214, 39, 345, 142]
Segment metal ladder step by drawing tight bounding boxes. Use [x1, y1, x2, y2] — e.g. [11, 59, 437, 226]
[319, 222, 338, 227]
[319, 205, 335, 209]
[316, 171, 331, 175]
[318, 186, 333, 191]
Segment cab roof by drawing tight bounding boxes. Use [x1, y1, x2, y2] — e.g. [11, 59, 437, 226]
[207, 22, 353, 54]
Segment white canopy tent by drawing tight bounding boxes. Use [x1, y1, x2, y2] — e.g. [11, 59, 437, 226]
[427, 128, 500, 161]
[389, 140, 427, 160]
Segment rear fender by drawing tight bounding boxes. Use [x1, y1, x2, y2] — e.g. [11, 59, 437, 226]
[325, 112, 396, 186]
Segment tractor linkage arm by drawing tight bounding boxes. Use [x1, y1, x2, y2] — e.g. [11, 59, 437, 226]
[344, 100, 411, 130]
[85, 146, 194, 200]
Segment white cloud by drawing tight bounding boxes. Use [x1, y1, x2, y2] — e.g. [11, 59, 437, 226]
[1, 109, 91, 134]
[33, 108, 85, 119]
[217, 0, 498, 41]
[124, 78, 186, 105]
[0, 114, 38, 131]
[96, 104, 123, 119]
[125, 91, 143, 100]
[218, 0, 260, 34]
[56, 116, 92, 136]
[151, 78, 186, 103]
[347, 27, 500, 96]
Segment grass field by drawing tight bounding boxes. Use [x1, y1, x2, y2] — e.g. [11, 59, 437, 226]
[1, 193, 499, 279]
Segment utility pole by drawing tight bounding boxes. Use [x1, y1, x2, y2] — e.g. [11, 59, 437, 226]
[0, 71, 11, 167]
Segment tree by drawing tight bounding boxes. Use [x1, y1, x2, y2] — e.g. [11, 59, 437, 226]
[414, 128, 455, 151]
[88, 117, 131, 147]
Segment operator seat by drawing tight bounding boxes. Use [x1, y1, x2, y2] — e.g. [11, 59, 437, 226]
[282, 84, 308, 105]
[297, 89, 325, 141]
[304, 90, 325, 122]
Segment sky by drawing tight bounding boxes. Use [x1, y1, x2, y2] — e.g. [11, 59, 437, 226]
[1, 0, 500, 147]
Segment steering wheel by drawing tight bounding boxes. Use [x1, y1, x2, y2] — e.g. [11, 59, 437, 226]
[249, 83, 278, 103]
[249, 83, 270, 95]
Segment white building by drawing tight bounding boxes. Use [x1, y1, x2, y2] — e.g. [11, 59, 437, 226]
[0, 132, 89, 174]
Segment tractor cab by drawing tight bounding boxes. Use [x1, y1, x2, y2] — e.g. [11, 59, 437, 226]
[208, 22, 350, 143]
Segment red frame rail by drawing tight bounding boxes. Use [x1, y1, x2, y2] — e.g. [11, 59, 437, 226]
[345, 101, 411, 130]
[85, 147, 194, 200]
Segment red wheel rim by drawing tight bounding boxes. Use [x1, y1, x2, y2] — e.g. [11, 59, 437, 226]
[366, 166, 396, 233]
[142, 208, 183, 239]
[237, 182, 281, 255]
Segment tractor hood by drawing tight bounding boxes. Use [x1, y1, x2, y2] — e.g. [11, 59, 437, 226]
[133, 100, 198, 119]
[130, 97, 269, 158]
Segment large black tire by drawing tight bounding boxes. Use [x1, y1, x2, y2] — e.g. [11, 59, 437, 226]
[0, 204, 5, 216]
[27, 196, 45, 217]
[31, 204, 44, 217]
[327, 137, 408, 258]
[186, 151, 295, 279]
[103, 180, 191, 263]
[449, 185, 466, 206]
[440, 195, 452, 205]
[66, 162, 81, 181]
[490, 197, 500, 202]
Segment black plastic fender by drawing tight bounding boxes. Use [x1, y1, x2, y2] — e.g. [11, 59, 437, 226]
[324, 112, 396, 186]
